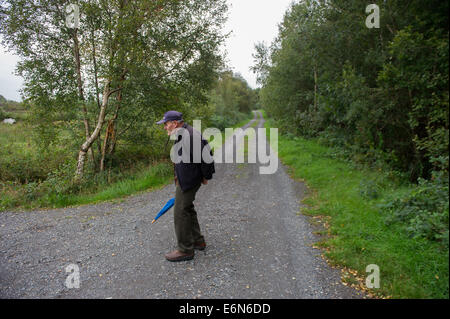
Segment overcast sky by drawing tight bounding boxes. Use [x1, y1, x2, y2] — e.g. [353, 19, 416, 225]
[222, 0, 294, 87]
[0, 0, 294, 102]
[0, 46, 23, 102]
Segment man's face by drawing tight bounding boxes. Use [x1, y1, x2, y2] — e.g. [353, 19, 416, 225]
[164, 120, 179, 135]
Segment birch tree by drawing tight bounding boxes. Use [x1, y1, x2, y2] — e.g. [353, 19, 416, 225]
[0, 0, 228, 180]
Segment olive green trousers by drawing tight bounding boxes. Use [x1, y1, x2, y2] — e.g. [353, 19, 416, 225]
[174, 183, 204, 253]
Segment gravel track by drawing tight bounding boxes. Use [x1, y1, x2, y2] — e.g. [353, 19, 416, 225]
[0, 111, 364, 299]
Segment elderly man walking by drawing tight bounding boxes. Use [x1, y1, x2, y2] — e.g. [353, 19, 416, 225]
[156, 111, 215, 262]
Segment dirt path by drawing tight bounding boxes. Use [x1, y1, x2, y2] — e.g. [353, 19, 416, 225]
[0, 111, 363, 298]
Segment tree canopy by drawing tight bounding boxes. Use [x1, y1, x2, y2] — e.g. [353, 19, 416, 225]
[0, 0, 228, 178]
[253, 0, 449, 181]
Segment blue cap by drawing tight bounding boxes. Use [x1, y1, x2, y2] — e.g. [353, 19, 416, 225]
[156, 110, 183, 124]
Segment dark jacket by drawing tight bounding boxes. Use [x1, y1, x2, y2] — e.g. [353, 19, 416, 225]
[173, 123, 215, 191]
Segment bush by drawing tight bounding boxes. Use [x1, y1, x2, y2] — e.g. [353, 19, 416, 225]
[39, 162, 77, 195]
[210, 112, 249, 131]
[0, 107, 7, 120]
[380, 171, 449, 248]
[358, 179, 381, 200]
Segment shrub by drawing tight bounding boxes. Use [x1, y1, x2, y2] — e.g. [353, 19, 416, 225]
[210, 112, 249, 131]
[379, 171, 449, 248]
[0, 107, 7, 120]
[40, 162, 76, 195]
[358, 179, 381, 200]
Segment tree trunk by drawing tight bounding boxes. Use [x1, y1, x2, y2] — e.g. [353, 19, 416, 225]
[313, 65, 318, 111]
[99, 71, 125, 171]
[107, 82, 123, 155]
[100, 119, 115, 172]
[73, 27, 95, 165]
[88, 22, 103, 170]
[75, 81, 120, 180]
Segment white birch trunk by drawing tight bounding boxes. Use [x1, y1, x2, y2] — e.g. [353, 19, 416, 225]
[75, 81, 114, 180]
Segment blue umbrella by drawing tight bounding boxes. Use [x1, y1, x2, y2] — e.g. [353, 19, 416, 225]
[151, 198, 175, 224]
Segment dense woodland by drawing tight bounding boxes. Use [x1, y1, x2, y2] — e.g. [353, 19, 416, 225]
[253, 0, 448, 182]
[252, 0, 448, 248]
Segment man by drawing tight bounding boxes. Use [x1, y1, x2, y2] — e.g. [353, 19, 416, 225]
[156, 110, 215, 262]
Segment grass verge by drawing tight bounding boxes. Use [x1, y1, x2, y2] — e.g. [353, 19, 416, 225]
[265, 118, 449, 299]
[1, 161, 173, 211]
[41, 162, 173, 209]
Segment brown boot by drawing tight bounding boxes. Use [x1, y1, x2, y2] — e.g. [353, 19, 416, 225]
[194, 241, 206, 251]
[165, 250, 194, 262]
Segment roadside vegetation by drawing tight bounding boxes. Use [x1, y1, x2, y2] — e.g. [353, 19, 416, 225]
[257, 1, 448, 298]
[1, 0, 447, 299]
[0, 68, 256, 211]
[0, 1, 262, 212]
[266, 118, 448, 299]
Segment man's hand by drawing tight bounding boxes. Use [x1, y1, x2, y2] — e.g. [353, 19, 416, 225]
[201, 178, 208, 185]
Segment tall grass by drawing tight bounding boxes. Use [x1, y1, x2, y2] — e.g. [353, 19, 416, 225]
[0, 160, 173, 211]
[40, 162, 173, 208]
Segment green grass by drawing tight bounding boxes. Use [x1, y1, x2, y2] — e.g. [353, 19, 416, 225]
[0, 121, 32, 149]
[265, 118, 449, 299]
[40, 162, 173, 209]
[0, 121, 46, 182]
[0, 116, 174, 211]
[1, 161, 173, 211]
[2, 113, 257, 212]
